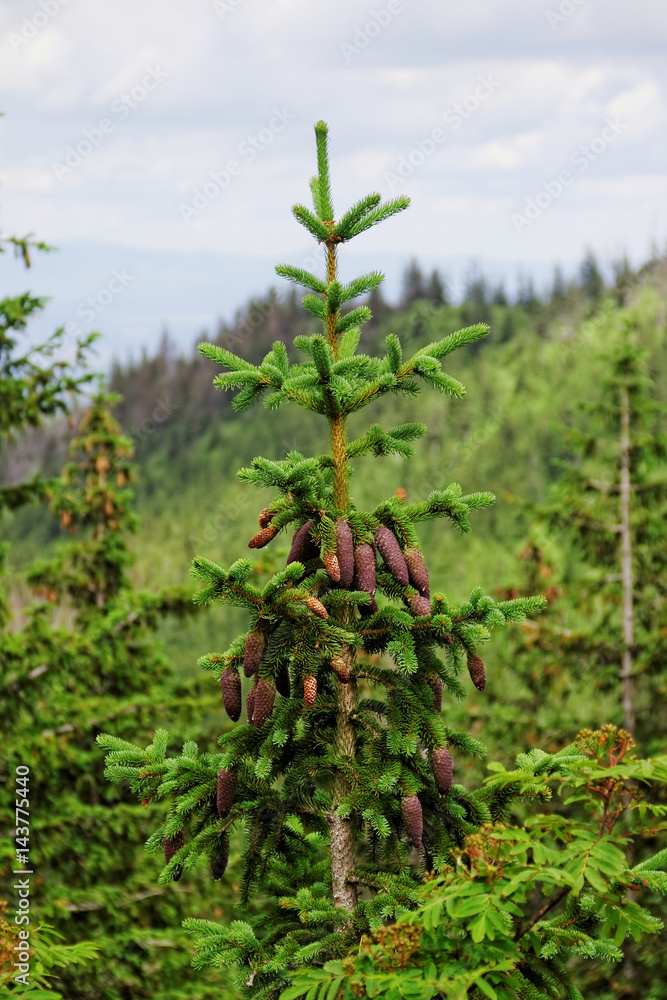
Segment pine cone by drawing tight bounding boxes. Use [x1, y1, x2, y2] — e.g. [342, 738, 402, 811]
[354, 543, 376, 598]
[305, 595, 328, 619]
[248, 525, 279, 548]
[163, 831, 184, 864]
[246, 687, 256, 723]
[243, 631, 266, 677]
[405, 547, 430, 598]
[401, 794, 423, 848]
[467, 654, 486, 691]
[409, 593, 431, 617]
[287, 520, 317, 565]
[330, 655, 350, 684]
[252, 678, 275, 727]
[163, 832, 184, 881]
[210, 838, 230, 880]
[427, 675, 443, 713]
[304, 675, 317, 707]
[394, 487, 408, 501]
[432, 746, 453, 795]
[221, 667, 241, 721]
[375, 526, 409, 586]
[258, 507, 273, 528]
[335, 519, 355, 587]
[216, 768, 237, 819]
[275, 661, 291, 698]
[323, 551, 341, 582]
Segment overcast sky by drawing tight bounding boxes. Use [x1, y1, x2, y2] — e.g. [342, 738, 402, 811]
[1, 0, 666, 363]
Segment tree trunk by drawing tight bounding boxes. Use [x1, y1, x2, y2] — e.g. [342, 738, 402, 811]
[619, 382, 635, 735]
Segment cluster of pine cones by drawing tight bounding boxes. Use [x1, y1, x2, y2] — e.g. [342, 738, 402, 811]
[211, 494, 488, 854]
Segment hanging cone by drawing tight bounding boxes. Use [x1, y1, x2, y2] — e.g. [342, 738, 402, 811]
[375, 526, 409, 586]
[432, 746, 453, 795]
[335, 519, 355, 587]
[330, 655, 350, 684]
[258, 507, 273, 528]
[323, 551, 341, 582]
[304, 675, 317, 707]
[409, 593, 431, 617]
[216, 768, 237, 819]
[275, 661, 291, 698]
[467, 654, 486, 691]
[220, 667, 242, 721]
[243, 631, 266, 677]
[354, 543, 376, 599]
[401, 794, 423, 848]
[405, 547, 430, 598]
[246, 686, 256, 724]
[163, 831, 184, 864]
[210, 837, 230, 880]
[305, 595, 328, 619]
[287, 520, 317, 565]
[248, 525, 279, 548]
[427, 675, 443, 713]
[163, 832, 184, 881]
[252, 678, 276, 727]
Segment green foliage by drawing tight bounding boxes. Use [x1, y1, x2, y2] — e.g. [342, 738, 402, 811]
[283, 727, 667, 1000]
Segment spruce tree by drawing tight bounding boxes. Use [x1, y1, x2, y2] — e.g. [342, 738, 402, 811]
[542, 314, 667, 752]
[2, 395, 230, 999]
[99, 122, 545, 996]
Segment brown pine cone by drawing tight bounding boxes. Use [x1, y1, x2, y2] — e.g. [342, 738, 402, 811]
[394, 487, 408, 501]
[432, 746, 453, 795]
[246, 686, 256, 723]
[335, 519, 355, 587]
[248, 525, 279, 548]
[354, 543, 376, 598]
[216, 768, 237, 819]
[287, 520, 317, 565]
[375, 526, 409, 586]
[401, 794, 423, 848]
[330, 655, 350, 684]
[304, 675, 317, 707]
[275, 661, 291, 698]
[210, 839, 230, 880]
[243, 631, 266, 677]
[220, 667, 242, 721]
[258, 507, 273, 528]
[323, 551, 341, 582]
[252, 678, 275, 727]
[467, 653, 486, 691]
[427, 675, 443, 713]
[305, 595, 328, 619]
[404, 547, 430, 598]
[163, 831, 184, 864]
[409, 594, 431, 617]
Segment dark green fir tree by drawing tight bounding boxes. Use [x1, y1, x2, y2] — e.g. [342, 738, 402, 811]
[2, 394, 232, 999]
[99, 122, 549, 996]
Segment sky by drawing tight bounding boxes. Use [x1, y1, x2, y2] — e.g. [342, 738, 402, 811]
[1, 0, 666, 366]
